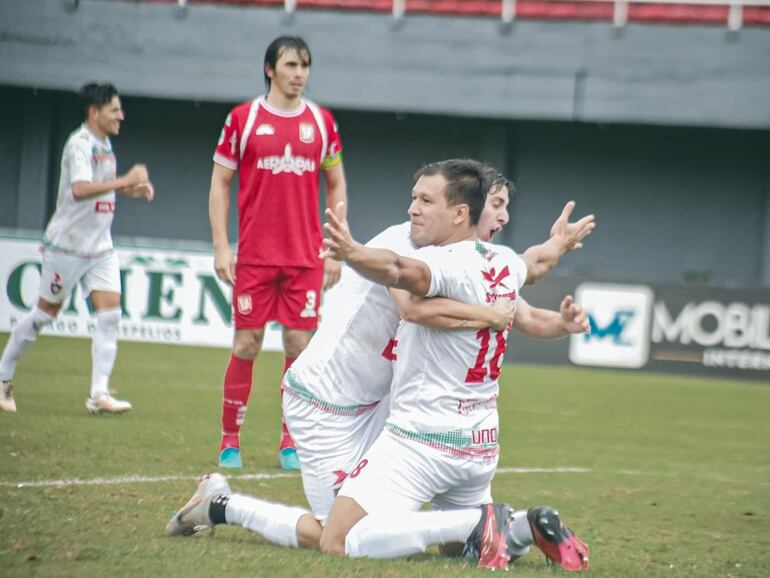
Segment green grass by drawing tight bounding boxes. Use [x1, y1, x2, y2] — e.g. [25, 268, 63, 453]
[1, 335, 768, 577]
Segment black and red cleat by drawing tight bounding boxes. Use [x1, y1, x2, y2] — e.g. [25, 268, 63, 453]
[527, 506, 589, 571]
[462, 503, 514, 570]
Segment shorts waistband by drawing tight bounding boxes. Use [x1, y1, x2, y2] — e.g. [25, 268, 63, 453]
[283, 370, 380, 417]
[385, 421, 499, 459]
[42, 240, 113, 259]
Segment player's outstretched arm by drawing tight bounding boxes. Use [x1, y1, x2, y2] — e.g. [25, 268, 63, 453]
[322, 164, 348, 290]
[209, 162, 236, 286]
[520, 201, 595, 285]
[320, 202, 432, 296]
[513, 296, 589, 339]
[389, 289, 515, 331]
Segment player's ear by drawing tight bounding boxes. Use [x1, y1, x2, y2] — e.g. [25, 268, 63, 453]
[264, 63, 274, 79]
[453, 204, 469, 226]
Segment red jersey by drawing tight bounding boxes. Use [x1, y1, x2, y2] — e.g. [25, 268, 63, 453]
[213, 96, 343, 268]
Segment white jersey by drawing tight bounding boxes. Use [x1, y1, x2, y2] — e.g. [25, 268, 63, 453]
[43, 124, 118, 257]
[286, 222, 415, 408]
[387, 240, 528, 438]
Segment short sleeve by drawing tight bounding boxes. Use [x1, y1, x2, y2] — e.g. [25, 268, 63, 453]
[68, 137, 93, 184]
[320, 109, 343, 170]
[410, 246, 457, 298]
[213, 110, 239, 170]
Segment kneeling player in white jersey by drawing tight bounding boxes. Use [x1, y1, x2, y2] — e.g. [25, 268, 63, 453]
[317, 159, 589, 570]
[166, 162, 591, 569]
[0, 83, 154, 415]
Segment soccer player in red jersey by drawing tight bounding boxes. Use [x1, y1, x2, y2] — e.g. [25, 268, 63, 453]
[209, 36, 347, 470]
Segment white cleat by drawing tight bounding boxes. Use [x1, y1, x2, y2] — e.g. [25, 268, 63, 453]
[165, 473, 232, 537]
[85, 393, 132, 415]
[1, 380, 16, 413]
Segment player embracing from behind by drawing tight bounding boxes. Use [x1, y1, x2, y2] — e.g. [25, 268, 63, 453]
[208, 36, 347, 470]
[0, 83, 154, 414]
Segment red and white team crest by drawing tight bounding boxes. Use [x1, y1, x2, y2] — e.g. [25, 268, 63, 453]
[237, 294, 252, 314]
[299, 123, 315, 143]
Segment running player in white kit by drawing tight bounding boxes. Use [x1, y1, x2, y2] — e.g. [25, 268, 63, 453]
[0, 83, 154, 415]
[166, 162, 592, 570]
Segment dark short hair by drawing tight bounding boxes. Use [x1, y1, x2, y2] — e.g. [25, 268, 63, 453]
[414, 159, 488, 226]
[481, 165, 516, 200]
[263, 36, 312, 92]
[78, 83, 119, 120]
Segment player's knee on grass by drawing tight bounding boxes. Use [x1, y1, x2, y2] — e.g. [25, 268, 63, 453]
[319, 527, 346, 556]
[320, 496, 368, 556]
[295, 513, 323, 550]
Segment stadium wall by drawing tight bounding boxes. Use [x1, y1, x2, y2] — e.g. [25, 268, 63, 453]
[1, 0, 769, 129]
[0, 85, 768, 288]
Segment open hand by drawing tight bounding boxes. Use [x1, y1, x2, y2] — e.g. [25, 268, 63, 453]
[560, 294, 590, 334]
[549, 201, 595, 253]
[320, 202, 358, 262]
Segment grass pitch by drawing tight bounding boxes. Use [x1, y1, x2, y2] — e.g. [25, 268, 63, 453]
[0, 335, 768, 577]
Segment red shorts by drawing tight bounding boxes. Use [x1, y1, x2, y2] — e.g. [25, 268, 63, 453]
[233, 264, 324, 331]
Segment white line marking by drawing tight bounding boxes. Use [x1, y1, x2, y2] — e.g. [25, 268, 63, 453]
[496, 467, 591, 474]
[3, 472, 299, 489]
[2, 467, 590, 489]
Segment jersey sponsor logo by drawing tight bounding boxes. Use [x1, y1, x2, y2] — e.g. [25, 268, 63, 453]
[50, 273, 63, 296]
[237, 294, 252, 314]
[486, 290, 516, 304]
[482, 266, 510, 290]
[471, 427, 498, 445]
[299, 123, 315, 143]
[257, 144, 316, 175]
[456, 395, 498, 416]
[95, 201, 115, 213]
[92, 152, 115, 164]
[255, 124, 275, 136]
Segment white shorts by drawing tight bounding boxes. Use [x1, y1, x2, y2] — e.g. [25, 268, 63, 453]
[38, 249, 121, 304]
[282, 389, 390, 523]
[337, 427, 497, 515]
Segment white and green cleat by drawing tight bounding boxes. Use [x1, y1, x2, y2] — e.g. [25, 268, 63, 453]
[85, 393, 132, 415]
[165, 473, 232, 537]
[0, 380, 16, 413]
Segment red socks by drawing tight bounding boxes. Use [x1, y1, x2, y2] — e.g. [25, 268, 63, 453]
[279, 356, 296, 451]
[220, 354, 254, 452]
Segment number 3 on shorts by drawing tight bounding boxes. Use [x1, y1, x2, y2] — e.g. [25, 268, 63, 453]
[300, 289, 317, 318]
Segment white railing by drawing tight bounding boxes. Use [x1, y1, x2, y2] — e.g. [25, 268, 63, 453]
[171, 0, 770, 31]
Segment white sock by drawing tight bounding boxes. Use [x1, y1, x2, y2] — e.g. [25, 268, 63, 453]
[0, 307, 55, 380]
[91, 308, 121, 399]
[345, 509, 482, 559]
[224, 493, 307, 548]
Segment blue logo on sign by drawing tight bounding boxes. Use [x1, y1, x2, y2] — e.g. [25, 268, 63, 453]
[585, 310, 635, 346]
